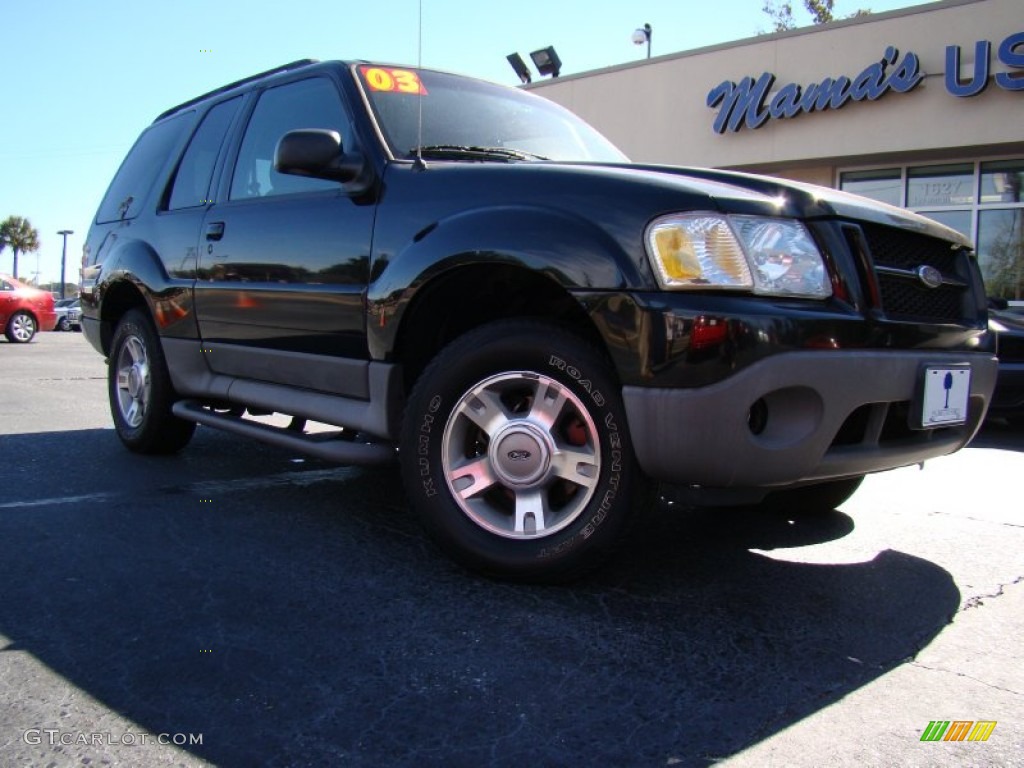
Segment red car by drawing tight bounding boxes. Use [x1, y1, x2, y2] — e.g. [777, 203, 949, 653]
[1, 274, 57, 343]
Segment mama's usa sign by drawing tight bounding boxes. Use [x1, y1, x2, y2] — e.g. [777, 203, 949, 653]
[707, 31, 1024, 134]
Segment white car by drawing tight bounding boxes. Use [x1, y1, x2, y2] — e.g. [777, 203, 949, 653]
[53, 297, 82, 332]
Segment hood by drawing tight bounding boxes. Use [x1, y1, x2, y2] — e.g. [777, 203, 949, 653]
[617, 164, 971, 248]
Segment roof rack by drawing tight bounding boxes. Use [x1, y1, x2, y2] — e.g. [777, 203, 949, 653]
[155, 59, 320, 121]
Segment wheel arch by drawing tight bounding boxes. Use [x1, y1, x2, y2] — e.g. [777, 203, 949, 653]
[7, 307, 41, 326]
[97, 279, 150, 356]
[391, 263, 610, 396]
[92, 238, 186, 355]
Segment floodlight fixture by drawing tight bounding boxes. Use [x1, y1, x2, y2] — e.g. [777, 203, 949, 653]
[530, 46, 562, 78]
[506, 52, 532, 84]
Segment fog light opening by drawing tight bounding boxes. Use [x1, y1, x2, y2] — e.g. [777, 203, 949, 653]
[748, 398, 768, 435]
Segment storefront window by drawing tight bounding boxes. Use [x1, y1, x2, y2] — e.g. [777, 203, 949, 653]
[979, 209, 1024, 301]
[840, 158, 1024, 301]
[907, 163, 974, 207]
[981, 160, 1024, 204]
[839, 169, 901, 206]
[920, 210, 972, 239]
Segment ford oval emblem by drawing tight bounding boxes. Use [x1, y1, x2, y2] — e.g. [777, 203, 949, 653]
[507, 449, 532, 461]
[916, 265, 943, 289]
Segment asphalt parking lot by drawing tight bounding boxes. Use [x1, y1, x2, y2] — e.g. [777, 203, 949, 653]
[1, 332, 1022, 767]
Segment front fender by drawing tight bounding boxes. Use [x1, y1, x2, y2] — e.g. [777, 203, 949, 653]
[367, 205, 647, 353]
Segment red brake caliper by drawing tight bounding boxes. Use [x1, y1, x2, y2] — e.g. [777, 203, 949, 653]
[566, 416, 587, 446]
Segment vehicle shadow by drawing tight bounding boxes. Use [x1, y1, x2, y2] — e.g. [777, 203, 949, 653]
[970, 419, 1024, 452]
[0, 427, 960, 767]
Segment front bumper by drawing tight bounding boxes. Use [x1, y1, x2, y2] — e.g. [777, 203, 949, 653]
[623, 349, 998, 487]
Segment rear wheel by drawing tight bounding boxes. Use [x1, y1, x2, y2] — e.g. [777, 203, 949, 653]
[401, 320, 649, 582]
[5, 311, 37, 343]
[760, 476, 864, 514]
[108, 309, 196, 454]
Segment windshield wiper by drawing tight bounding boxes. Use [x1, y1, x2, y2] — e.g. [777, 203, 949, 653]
[409, 145, 548, 162]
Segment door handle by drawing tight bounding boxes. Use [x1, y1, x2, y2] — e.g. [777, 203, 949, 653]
[205, 222, 225, 241]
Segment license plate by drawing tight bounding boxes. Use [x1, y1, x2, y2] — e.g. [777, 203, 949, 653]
[920, 365, 970, 428]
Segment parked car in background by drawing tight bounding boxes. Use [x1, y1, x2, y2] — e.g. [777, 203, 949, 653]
[1, 274, 56, 343]
[988, 300, 1024, 428]
[53, 297, 83, 332]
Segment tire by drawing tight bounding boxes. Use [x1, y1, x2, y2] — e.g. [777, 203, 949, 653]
[760, 476, 864, 514]
[400, 319, 648, 582]
[5, 311, 37, 343]
[56, 316, 70, 332]
[108, 309, 196, 454]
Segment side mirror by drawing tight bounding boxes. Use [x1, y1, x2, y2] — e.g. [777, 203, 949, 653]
[988, 296, 1009, 310]
[274, 129, 364, 184]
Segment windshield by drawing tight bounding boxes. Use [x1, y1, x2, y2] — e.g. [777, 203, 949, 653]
[354, 65, 628, 163]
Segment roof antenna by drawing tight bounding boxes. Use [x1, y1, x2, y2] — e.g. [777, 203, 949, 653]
[414, 0, 427, 171]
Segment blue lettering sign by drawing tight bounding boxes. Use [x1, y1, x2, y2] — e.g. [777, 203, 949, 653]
[946, 32, 1024, 96]
[945, 41, 991, 97]
[996, 31, 1024, 91]
[707, 47, 922, 133]
[706, 74, 773, 133]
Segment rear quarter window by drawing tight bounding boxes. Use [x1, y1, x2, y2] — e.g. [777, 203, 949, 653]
[96, 112, 193, 224]
[168, 97, 242, 210]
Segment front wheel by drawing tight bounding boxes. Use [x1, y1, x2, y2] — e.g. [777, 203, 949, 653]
[5, 311, 37, 343]
[400, 320, 649, 582]
[56, 316, 70, 332]
[108, 309, 196, 454]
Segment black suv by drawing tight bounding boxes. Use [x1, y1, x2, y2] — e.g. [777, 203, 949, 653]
[82, 59, 998, 580]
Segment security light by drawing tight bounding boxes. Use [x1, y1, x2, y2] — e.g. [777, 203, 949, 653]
[633, 23, 652, 59]
[530, 46, 561, 78]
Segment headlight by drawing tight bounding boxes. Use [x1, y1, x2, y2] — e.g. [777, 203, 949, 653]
[645, 213, 832, 298]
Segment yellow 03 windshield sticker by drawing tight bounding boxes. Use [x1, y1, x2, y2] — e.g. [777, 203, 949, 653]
[360, 66, 428, 95]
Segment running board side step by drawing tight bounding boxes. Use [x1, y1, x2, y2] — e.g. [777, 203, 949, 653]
[172, 400, 396, 466]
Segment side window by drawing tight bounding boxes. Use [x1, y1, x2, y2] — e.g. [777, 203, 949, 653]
[96, 113, 191, 223]
[168, 97, 242, 210]
[230, 78, 354, 201]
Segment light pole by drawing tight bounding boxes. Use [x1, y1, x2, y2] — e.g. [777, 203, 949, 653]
[57, 229, 74, 299]
[632, 23, 652, 59]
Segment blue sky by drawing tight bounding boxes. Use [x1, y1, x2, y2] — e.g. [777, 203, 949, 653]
[0, 0, 932, 284]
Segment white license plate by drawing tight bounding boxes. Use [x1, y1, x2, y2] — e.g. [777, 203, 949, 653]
[920, 366, 970, 427]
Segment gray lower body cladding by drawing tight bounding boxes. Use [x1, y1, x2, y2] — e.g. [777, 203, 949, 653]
[623, 349, 998, 487]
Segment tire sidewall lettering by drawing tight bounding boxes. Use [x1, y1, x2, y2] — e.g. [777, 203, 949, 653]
[548, 354, 606, 407]
[540, 354, 623, 559]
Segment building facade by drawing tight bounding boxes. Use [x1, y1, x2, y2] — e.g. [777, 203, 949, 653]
[529, 0, 1023, 301]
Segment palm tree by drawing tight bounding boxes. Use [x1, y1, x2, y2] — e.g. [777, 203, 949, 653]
[0, 216, 41, 279]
